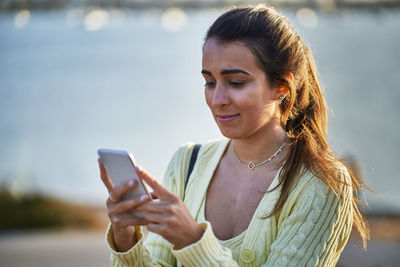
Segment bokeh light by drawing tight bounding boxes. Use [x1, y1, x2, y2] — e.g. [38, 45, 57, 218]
[296, 8, 318, 29]
[83, 9, 109, 31]
[14, 10, 30, 29]
[161, 7, 187, 32]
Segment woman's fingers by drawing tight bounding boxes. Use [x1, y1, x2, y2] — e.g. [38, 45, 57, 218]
[111, 215, 148, 228]
[108, 179, 138, 204]
[144, 212, 171, 224]
[98, 159, 114, 193]
[146, 222, 167, 235]
[135, 165, 176, 201]
[108, 193, 150, 216]
[134, 200, 173, 213]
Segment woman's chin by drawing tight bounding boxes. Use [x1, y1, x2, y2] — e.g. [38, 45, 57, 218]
[217, 128, 244, 140]
[213, 117, 247, 139]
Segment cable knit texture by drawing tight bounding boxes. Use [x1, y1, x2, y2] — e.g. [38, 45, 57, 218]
[106, 139, 353, 267]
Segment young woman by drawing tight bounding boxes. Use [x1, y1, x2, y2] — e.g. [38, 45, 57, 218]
[99, 4, 369, 266]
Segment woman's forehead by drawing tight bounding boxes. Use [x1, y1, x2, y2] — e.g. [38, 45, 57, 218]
[202, 39, 259, 73]
[203, 38, 248, 54]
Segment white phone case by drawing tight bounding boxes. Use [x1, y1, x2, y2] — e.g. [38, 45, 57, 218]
[98, 148, 152, 215]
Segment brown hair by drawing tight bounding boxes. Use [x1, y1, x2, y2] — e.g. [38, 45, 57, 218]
[203, 4, 369, 247]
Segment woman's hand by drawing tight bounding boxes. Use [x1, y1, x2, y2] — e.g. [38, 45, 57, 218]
[134, 166, 205, 249]
[98, 159, 152, 252]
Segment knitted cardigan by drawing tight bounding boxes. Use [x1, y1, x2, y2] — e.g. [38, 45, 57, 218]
[105, 138, 353, 266]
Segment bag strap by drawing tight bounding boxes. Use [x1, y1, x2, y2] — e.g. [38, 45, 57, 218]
[185, 144, 201, 190]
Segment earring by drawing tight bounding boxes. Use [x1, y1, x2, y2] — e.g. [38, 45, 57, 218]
[279, 95, 284, 104]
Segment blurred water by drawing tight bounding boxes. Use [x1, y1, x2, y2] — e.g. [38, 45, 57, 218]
[0, 8, 399, 212]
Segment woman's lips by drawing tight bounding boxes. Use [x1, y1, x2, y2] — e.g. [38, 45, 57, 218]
[216, 114, 240, 122]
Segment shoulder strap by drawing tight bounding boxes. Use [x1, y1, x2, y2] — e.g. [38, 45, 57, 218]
[185, 144, 201, 190]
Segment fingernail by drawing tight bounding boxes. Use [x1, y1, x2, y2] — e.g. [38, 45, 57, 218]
[111, 216, 119, 223]
[128, 179, 135, 186]
[135, 165, 142, 173]
[140, 194, 148, 202]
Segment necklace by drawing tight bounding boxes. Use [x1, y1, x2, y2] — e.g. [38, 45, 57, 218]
[232, 140, 287, 170]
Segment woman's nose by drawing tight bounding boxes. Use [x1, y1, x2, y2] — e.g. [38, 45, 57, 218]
[212, 84, 230, 107]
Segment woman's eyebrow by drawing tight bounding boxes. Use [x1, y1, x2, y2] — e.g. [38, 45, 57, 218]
[201, 69, 250, 76]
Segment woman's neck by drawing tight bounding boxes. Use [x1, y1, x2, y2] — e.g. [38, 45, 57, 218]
[230, 122, 288, 168]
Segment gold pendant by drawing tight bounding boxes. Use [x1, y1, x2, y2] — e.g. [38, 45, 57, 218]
[247, 162, 256, 170]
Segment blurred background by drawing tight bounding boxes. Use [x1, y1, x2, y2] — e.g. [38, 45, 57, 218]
[0, 0, 399, 266]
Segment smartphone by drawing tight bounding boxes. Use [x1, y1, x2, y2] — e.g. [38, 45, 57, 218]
[97, 148, 152, 215]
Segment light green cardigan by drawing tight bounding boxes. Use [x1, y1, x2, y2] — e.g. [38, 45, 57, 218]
[106, 139, 353, 266]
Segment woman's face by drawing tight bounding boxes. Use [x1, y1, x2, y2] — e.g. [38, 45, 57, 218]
[202, 38, 282, 139]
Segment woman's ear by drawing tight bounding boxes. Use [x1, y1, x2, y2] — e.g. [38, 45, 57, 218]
[276, 86, 290, 101]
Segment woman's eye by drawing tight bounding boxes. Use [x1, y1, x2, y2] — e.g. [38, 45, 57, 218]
[204, 81, 215, 87]
[230, 81, 245, 88]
